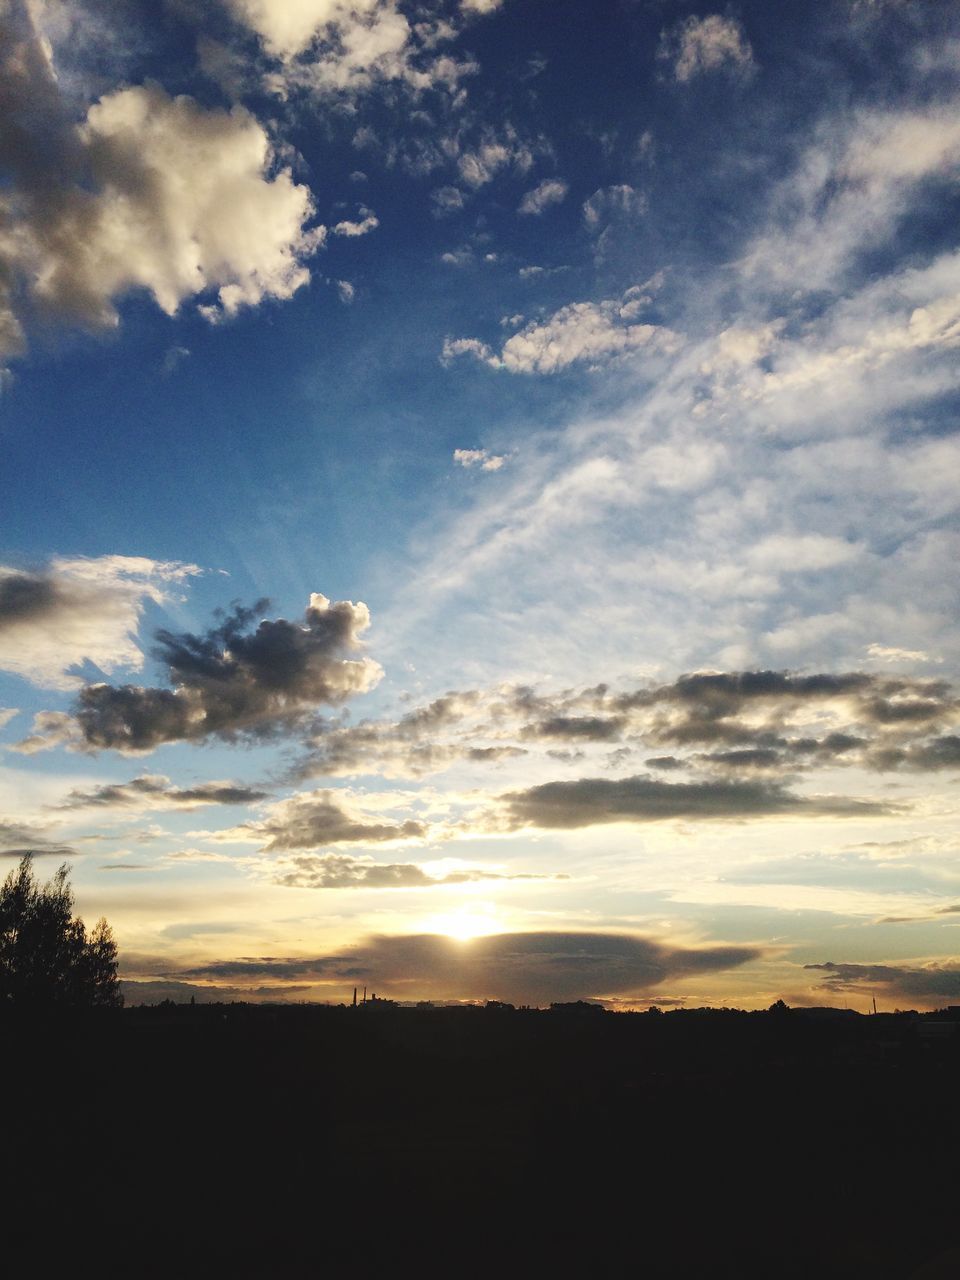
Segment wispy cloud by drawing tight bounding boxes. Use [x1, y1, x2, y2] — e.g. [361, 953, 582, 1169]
[659, 15, 754, 84]
[519, 178, 569, 216]
[0, 556, 200, 692]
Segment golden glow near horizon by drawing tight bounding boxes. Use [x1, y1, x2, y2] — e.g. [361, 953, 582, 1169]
[420, 902, 505, 941]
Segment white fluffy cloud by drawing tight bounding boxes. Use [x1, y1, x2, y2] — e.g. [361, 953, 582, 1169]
[332, 207, 379, 237]
[227, 0, 477, 98]
[444, 290, 682, 375]
[454, 448, 505, 471]
[459, 0, 503, 14]
[0, 555, 200, 691]
[64, 86, 322, 324]
[224, 0, 367, 59]
[0, 6, 326, 352]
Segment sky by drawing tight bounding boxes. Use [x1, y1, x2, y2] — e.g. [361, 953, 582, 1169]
[2, 0, 960, 1010]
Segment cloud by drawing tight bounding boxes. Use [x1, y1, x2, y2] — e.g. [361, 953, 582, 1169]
[251, 789, 427, 850]
[740, 108, 960, 295]
[283, 670, 960, 786]
[866, 643, 939, 665]
[271, 851, 565, 889]
[518, 178, 569, 216]
[805, 960, 960, 1003]
[659, 15, 754, 84]
[526, 716, 625, 742]
[878, 904, 960, 926]
[224, 0, 363, 59]
[442, 337, 495, 364]
[616, 671, 957, 749]
[172, 930, 763, 1004]
[431, 185, 465, 213]
[56, 775, 269, 811]
[292, 688, 527, 781]
[0, 820, 76, 859]
[444, 289, 682, 375]
[455, 130, 534, 190]
[0, 555, 200, 691]
[581, 184, 646, 228]
[10, 711, 78, 756]
[454, 448, 505, 471]
[227, 0, 478, 99]
[459, 0, 503, 14]
[161, 345, 190, 375]
[866, 735, 960, 772]
[0, 7, 326, 350]
[32, 592, 381, 753]
[499, 773, 892, 830]
[331, 207, 379, 237]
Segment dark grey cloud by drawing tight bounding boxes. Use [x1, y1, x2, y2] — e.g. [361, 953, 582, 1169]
[272, 851, 567, 890]
[71, 594, 381, 751]
[0, 572, 58, 626]
[170, 931, 764, 1004]
[527, 716, 625, 742]
[805, 961, 960, 1002]
[467, 746, 526, 763]
[57, 774, 269, 810]
[394, 692, 480, 737]
[695, 748, 785, 771]
[616, 673, 956, 750]
[0, 820, 77, 859]
[861, 697, 949, 725]
[178, 956, 359, 982]
[499, 774, 891, 829]
[617, 670, 877, 714]
[877, 904, 960, 925]
[255, 790, 426, 850]
[867, 736, 960, 772]
[604, 673, 959, 777]
[282, 670, 960, 789]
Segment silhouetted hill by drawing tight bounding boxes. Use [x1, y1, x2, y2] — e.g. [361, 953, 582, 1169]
[2, 1002, 957, 1277]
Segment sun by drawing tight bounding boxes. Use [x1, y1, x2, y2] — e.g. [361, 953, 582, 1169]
[423, 905, 504, 941]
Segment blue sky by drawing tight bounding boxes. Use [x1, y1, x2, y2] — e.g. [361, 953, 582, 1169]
[3, 0, 960, 1009]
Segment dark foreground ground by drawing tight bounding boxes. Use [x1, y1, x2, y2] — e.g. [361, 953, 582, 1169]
[3, 1002, 959, 1278]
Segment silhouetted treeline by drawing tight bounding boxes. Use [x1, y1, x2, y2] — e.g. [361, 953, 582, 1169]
[3, 1000, 958, 1278]
[0, 855, 121, 1008]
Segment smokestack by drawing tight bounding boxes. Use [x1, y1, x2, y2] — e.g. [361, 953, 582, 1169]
[353, 987, 357, 1008]
[363, 986, 367, 1005]
[873, 997, 878, 1016]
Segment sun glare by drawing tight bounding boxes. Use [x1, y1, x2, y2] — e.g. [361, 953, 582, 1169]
[424, 905, 503, 941]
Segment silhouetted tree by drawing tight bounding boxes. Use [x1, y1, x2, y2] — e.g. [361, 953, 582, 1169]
[0, 855, 122, 1008]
